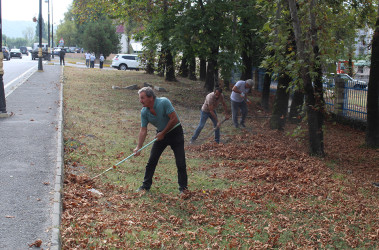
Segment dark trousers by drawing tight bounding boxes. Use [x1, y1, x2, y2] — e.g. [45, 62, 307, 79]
[100, 61, 103, 69]
[90, 61, 94, 68]
[60, 57, 65, 65]
[142, 125, 188, 191]
[231, 100, 248, 127]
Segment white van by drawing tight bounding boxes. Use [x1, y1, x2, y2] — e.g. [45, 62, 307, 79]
[33, 43, 48, 50]
[111, 54, 143, 70]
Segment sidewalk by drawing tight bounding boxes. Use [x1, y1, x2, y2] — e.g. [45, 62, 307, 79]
[0, 64, 63, 249]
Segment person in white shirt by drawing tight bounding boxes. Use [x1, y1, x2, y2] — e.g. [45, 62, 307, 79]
[230, 79, 253, 128]
[99, 54, 105, 69]
[85, 52, 91, 68]
[90, 53, 96, 68]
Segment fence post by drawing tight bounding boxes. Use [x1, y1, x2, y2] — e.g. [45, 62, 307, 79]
[253, 68, 259, 91]
[334, 76, 345, 116]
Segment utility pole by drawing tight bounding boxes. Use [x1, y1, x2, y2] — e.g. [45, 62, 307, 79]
[45, 0, 51, 61]
[0, 0, 9, 117]
[51, 0, 54, 59]
[38, 0, 43, 71]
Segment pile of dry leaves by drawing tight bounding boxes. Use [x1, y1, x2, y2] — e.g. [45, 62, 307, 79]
[62, 112, 378, 249]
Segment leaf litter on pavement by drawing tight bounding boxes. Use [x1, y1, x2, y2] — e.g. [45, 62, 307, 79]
[62, 67, 378, 249]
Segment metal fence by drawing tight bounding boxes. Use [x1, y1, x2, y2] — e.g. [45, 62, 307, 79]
[324, 79, 367, 121]
[248, 68, 368, 122]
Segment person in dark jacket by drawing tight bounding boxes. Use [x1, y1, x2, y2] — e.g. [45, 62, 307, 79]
[59, 48, 65, 66]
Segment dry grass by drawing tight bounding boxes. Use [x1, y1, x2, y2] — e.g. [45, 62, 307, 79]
[62, 67, 378, 249]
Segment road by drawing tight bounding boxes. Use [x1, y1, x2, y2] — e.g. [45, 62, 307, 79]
[3, 54, 38, 97]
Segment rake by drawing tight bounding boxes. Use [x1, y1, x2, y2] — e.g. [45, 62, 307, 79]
[90, 123, 181, 181]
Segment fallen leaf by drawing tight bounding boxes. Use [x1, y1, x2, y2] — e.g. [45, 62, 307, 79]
[28, 239, 42, 247]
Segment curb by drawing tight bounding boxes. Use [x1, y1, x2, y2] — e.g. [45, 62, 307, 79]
[50, 66, 64, 250]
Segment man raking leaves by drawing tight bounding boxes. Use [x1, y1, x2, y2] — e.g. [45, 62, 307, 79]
[134, 87, 188, 194]
[190, 87, 229, 144]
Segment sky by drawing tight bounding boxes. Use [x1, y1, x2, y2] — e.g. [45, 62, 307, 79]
[2, 0, 73, 24]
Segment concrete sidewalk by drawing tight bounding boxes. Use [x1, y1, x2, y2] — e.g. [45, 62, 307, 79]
[0, 65, 63, 249]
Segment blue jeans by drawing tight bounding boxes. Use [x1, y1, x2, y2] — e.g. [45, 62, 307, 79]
[231, 100, 248, 127]
[141, 125, 188, 191]
[191, 110, 220, 143]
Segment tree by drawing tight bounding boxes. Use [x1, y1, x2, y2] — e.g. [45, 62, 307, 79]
[22, 26, 35, 45]
[287, 0, 324, 156]
[55, 6, 80, 47]
[366, 3, 379, 147]
[80, 17, 121, 58]
[35, 18, 48, 41]
[56, 20, 78, 47]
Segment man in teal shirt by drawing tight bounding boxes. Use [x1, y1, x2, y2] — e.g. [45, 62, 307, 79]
[134, 87, 188, 193]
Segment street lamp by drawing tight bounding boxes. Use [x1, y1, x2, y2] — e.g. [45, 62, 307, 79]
[51, 0, 54, 59]
[0, 0, 9, 117]
[38, 0, 43, 71]
[45, 0, 51, 61]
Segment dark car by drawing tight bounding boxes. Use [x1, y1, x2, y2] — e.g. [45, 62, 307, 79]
[10, 49, 22, 59]
[2, 46, 11, 60]
[19, 46, 29, 55]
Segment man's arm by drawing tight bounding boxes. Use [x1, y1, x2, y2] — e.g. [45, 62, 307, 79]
[233, 84, 249, 101]
[133, 127, 148, 156]
[156, 112, 179, 141]
[232, 85, 241, 94]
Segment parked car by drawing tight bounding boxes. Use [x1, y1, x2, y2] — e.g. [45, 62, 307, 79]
[2, 46, 11, 60]
[27, 47, 33, 53]
[324, 73, 367, 89]
[10, 49, 22, 59]
[111, 54, 143, 70]
[53, 48, 61, 56]
[19, 46, 29, 55]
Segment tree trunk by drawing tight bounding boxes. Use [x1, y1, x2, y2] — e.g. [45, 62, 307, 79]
[157, 52, 165, 77]
[145, 50, 155, 75]
[241, 50, 253, 80]
[289, 90, 304, 122]
[165, 49, 176, 82]
[179, 57, 189, 78]
[204, 57, 217, 91]
[309, 0, 325, 155]
[188, 56, 197, 80]
[204, 47, 219, 91]
[200, 57, 206, 81]
[270, 73, 290, 130]
[241, 17, 253, 80]
[261, 72, 271, 111]
[288, 0, 324, 156]
[366, 15, 379, 147]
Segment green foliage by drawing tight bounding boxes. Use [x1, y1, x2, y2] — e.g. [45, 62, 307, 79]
[2, 35, 30, 49]
[35, 18, 49, 41]
[56, 19, 79, 47]
[80, 17, 121, 57]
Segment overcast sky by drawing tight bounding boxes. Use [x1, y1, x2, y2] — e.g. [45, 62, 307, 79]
[2, 0, 73, 24]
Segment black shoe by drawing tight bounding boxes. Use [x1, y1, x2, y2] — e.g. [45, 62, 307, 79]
[373, 182, 379, 188]
[136, 186, 150, 192]
[240, 123, 246, 128]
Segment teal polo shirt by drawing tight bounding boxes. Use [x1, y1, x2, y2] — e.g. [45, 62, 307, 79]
[141, 97, 179, 131]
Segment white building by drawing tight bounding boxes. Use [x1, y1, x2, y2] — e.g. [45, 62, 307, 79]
[119, 34, 143, 54]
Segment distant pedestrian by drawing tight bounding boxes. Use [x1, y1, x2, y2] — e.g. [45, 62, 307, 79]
[90, 53, 96, 68]
[85, 52, 90, 68]
[230, 79, 253, 128]
[99, 54, 104, 69]
[59, 48, 65, 66]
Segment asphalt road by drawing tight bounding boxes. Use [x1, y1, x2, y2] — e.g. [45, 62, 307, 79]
[3, 54, 38, 97]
